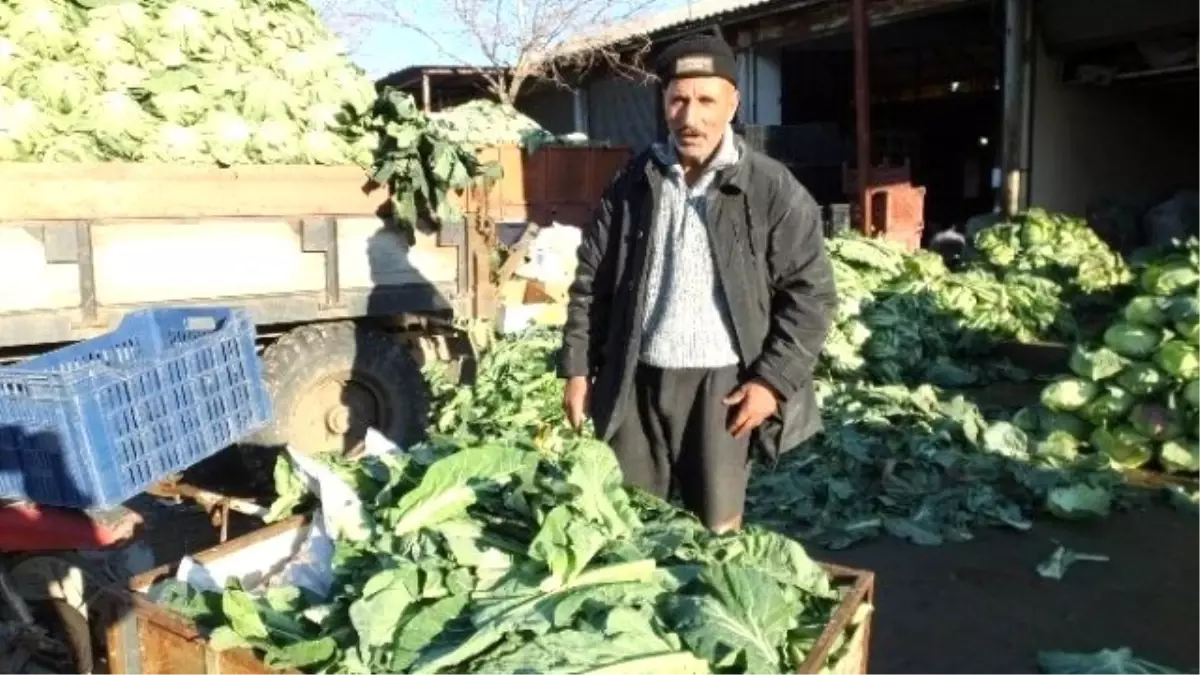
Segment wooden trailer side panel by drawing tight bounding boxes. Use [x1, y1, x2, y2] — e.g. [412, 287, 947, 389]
[0, 216, 467, 348]
[0, 146, 630, 349]
[0, 163, 471, 348]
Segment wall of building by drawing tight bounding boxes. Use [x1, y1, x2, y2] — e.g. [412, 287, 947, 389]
[736, 47, 783, 125]
[585, 74, 659, 151]
[518, 87, 577, 135]
[1027, 40, 1198, 216]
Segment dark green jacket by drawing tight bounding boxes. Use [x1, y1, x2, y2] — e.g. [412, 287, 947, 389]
[560, 139, 838, 459]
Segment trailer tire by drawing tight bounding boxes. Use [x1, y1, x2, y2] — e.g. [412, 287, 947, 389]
[46, 598, 91, 674]
[244, 321, 429, 480]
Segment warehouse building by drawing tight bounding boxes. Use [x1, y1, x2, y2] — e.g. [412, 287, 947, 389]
[1023, 0, 1197, 237]
[382, 0, 1198, 246]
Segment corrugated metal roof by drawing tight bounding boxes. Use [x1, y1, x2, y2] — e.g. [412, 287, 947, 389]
[552, 0, 783, 55]
[606, 0, 779, 41]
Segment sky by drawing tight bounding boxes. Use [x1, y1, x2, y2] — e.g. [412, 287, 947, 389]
[314, 0, 697, 79]
[344, 6, 484, 78]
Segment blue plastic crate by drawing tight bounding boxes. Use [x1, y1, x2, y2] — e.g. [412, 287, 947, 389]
[0, 307, 272, 509]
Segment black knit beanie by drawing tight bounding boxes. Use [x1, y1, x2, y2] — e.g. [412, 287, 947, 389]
[654, 34, 738, 88]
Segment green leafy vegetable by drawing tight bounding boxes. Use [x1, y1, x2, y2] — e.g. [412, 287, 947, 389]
[160, 431, 854, 675]
[1037, 648, 1183, 674]
[1025, 238, 1199, 475]
[1, 0, 500, 239]
[1035, 544, 1109, 581]
[1041, 377, 1099, 412]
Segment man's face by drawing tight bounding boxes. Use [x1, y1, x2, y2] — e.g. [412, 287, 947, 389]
[664, 76, 739, 165]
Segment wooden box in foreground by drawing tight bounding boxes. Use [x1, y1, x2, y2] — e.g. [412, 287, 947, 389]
[100, 517, 875, 674]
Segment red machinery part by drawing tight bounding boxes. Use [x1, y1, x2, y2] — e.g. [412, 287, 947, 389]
[0, 502, 142, 552]
[868, 184, 927, 252]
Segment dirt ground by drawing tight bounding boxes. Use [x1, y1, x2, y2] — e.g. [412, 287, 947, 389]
[818, 503, 1199, 674]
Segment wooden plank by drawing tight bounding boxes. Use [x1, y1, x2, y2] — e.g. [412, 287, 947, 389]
[0, 215, 460, 322]
[0, 163, 391, 221]
[120, 593, 279, 675]
[799, 564, 876, 674]
[0, 225, 82, 313]
[127, 516, 310, 592]
[0, 147, 631, 224]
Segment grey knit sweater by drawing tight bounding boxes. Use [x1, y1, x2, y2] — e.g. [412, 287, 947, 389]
[638, 129, 741, 369]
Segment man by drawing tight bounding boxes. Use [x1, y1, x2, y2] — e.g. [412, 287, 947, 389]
[559, 33, 837, 533]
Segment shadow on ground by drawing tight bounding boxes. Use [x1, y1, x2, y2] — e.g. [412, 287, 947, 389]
[815, 503, 1199, 674]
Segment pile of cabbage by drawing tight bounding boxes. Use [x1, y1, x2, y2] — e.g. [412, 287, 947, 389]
[820, 233, 1072, 387]
[1019, 239, 1200, 474]
[0, 0, 380, 164]
[430, 100, 589, 151]
[973, 208, 1133, 298]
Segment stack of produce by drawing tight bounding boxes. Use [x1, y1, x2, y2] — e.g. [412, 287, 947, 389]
[972, 208, 1133, 298]
[820, 232, 1076, 387]
[0, 0, 493, 237]
[430, 100, 588, 152]
[746, 380, 1121, 549]
[424, 327, 567, 448]
[1018, 239, 1200, 474]
[162, 436, 866, 674]
[0, 0, 377, 164]
[423, 329, 1122, 553]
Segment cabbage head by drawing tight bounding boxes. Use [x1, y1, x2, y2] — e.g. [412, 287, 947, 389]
[1127, 403, 1184, 441]
[1089, 426, 1154, 469]
[1077, 386, 1134, 426]
[73, 91, 152, 160]
[1141, 260, 1199, 297]
[1177, 319, 1199, 345]
[1035, 430, 1081, 463]
[1154, 340, 1199, 380]
[1013, 405, 1092, 440]
[198, 110, 253, 166]
[1102, 322, 1163, 358]
[1040, 377, 1098, 412]
[1067, 345, 1126, 381]
[142, 122, 205, 163]
[1165, 294, 1199, 324]
[1185, 379, 1199, 410]
[1043, 411, 1092, 440]
[1121, 295, 1167, 327]
[6, 0, 77, 59]
[1158, 438, 1199, 474]
[1115, 363, 1170, 397]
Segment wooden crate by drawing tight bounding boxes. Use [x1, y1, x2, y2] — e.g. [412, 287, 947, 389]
[466, 145, 631, 226]
[800, 563, 876, 674]
[100, 517, 875, 675]
[99, 517, 304, 675]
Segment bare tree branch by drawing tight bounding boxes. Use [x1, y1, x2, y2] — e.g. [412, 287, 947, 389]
[309, 0, 377, 52]
[328, 0, 659, 105]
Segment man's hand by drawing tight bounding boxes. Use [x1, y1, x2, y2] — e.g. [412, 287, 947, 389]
[563, 376, 591, 430]
[723, 379, 779, 439]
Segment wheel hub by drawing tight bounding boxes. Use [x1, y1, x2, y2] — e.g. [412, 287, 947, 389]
[290, 374, 386, 456]
[325, 406, 351, 435]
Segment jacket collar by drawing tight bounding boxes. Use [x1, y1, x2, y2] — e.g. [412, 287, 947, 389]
[643, 127, 748, 192]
